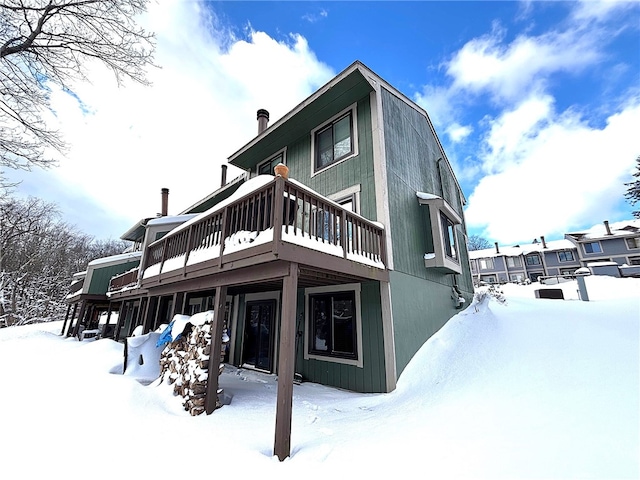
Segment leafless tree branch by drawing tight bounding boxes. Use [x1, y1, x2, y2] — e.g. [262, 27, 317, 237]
[0, 0, 155, 179]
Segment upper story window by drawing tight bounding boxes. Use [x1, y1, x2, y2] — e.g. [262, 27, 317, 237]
[625, 237, 640, 250]
[557, 250, 575, 262]
[526, 254, 541, 266]
[311, 104, 358, 175]
[506, 257, 522, 268]
[583, 241, 602, 254]
[257, 150, 285, 176]
[479, 258, 494, 270]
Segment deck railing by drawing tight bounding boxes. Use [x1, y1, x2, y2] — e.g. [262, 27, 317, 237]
[142, 176, 386, 279]
[108, 268, 140, 292]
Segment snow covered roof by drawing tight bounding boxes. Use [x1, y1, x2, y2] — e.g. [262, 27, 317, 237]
[416, 192, 442, 201]
[147, 214, 198, 227]
[87, 251, 142, 268]
[565, 219, 640, 241]
[120, 218, 152, 242]
[469, 239, 577, 259]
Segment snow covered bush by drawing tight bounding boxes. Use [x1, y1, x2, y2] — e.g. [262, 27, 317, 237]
[472, 284, 507, 312]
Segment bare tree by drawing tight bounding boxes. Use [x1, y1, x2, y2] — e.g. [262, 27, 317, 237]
[467, 234, 491, 251]
[625, 155, 640, 219]
[0, 0, 155, 179]
[0, 193, 130, 326]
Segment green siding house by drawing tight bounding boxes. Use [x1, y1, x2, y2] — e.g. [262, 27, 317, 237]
[68, 60, 473, 397]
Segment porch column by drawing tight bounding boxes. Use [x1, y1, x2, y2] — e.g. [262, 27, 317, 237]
[274, 262, 299, 461]
[205, 285, 228, 414]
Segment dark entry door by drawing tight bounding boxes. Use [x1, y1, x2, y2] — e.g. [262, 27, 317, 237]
[243, 300, 276, 371]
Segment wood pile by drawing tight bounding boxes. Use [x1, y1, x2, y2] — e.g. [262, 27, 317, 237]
[158, 321, 226, 416]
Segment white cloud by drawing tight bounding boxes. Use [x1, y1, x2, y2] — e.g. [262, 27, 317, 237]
[464, 98, 640, 244]
[414, 2, 639, 244]
[38, 0, 333, 237]
[445, 24, 601, 103]
[303, 9, 328, 23]
[480, 93, 554, 174]
[572, 0, 639, 22]
[446, 123, 473, 143]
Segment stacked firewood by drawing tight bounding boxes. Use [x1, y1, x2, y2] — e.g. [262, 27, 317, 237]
[159, 321, 225, 416]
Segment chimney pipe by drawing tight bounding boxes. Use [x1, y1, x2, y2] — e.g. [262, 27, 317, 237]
[161, 188, 169, 216]
[540, 235, 547, 248]
[257, 109, 269, 135]
[604, 220, 612, 235]
[495, 242, 500, 254]
[221, 165, 227, 187]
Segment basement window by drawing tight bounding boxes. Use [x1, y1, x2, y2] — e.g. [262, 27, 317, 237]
[417, 192, 463, 274]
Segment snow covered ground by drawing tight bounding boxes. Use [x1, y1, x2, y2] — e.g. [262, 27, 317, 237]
[0, 275, 637, 479]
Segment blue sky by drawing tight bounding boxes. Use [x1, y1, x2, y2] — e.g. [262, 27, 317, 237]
[6, 0, 640, 245]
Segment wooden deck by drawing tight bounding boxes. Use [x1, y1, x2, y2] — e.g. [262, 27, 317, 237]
[132, 176, 388, 293]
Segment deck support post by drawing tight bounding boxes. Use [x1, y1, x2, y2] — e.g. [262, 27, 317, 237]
[114, 301, 127, 341]
[142, 296, 158, 334]
[60, 304, 72, 336]
[274, 262, 299, 461]
[205, 285, 228, 414]
[71, 301, 87, 337]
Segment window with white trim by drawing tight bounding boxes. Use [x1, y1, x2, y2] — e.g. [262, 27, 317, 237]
[479, 258, 494, 270]
[557, 250, 575, 262]
[257, 150, 285, 176]
[506, 257, 521, 268]
[304, 284, 362, 367]
[526, 254, 541, 266]
[583, 242, 602, 254]
[311, 105, 358, 174]
[625, 237, 640, 249]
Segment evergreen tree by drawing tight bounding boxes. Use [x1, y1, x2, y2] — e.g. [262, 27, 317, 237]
[625, 155, 640, 219]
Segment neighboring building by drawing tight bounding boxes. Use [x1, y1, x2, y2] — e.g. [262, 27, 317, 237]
[469, 220, 640, 284]
[565, 220, 640, 270]
[64, 61, 474, 403]
[469, 238, 580, 284]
